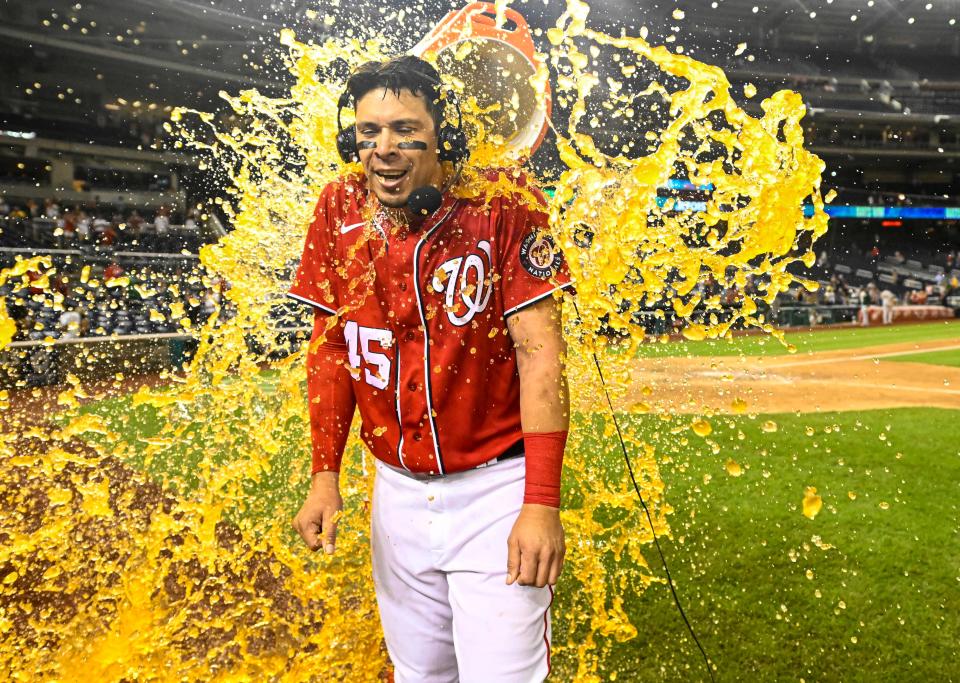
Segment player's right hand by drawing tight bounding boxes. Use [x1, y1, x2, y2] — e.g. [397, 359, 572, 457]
[292, 471, 343, 555]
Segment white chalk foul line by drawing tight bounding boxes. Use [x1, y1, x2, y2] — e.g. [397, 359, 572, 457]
[765, 342, 960, 369]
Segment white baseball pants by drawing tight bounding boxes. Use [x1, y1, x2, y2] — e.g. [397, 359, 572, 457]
[371, 457, 553, 683]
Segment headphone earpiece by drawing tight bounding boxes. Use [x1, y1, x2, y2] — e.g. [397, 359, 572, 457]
[336, 91, 359, 163]
[437, 124, 468, 165]
[336, 127, 359, 163]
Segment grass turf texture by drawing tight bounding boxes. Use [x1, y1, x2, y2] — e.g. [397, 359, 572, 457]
[886, 347, 960, 368]
[596, 407, 960, 681]
[633, 319, 960, 358]
[65, 370, 960, 679]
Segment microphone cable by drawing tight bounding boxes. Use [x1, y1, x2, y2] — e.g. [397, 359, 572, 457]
[571, 300, 717, 683]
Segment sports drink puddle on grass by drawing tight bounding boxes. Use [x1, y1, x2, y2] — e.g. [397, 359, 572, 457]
[0, 1, 827, 679]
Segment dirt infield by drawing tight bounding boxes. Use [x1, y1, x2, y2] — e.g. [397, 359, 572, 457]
[6, 336, 959, 422]
[617, 338, 960, 415]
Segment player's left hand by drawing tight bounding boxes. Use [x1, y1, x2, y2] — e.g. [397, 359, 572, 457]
[506, 504, 565, 588]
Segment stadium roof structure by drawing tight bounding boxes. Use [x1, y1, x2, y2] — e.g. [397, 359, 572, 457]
[0, 0, 958, 148]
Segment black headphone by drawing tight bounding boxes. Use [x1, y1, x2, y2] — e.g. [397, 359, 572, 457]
[335, 80, 469, 166]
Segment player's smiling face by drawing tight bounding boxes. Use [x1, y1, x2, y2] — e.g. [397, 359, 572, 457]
[355, 88, 444, 210]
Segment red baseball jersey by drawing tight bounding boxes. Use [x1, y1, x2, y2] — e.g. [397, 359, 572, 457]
[288, 173, 570, 475]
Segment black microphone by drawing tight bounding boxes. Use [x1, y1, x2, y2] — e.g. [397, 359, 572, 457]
[406, 186, 443, 223]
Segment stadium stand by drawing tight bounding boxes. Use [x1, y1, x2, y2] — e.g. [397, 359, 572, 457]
[0, 192, 230, 385]
[0, 0, 958, 376]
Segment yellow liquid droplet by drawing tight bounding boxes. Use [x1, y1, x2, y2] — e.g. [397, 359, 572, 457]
[803, 486, 823, 519]
[691, 418, 712, 437]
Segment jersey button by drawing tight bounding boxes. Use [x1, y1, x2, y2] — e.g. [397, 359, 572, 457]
[398, 282, 407, 292]
[407, 381, 418, 392]
[413, 432, 423, 441]
[404, 330, 415, 342]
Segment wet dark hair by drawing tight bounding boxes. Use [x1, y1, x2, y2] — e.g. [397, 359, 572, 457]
[346, 55, 444, 130]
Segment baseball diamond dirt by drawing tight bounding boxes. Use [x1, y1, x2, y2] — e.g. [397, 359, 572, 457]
[614, 338, 960, 416]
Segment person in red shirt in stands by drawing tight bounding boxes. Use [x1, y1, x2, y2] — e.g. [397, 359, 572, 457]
[103, 261, 124, 282]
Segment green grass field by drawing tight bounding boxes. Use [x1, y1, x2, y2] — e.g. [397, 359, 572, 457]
[888, 347, 960, 368]
[68, 322, 960, 680]
[635, 319, 960, 358]
[601, 408, 960, 681]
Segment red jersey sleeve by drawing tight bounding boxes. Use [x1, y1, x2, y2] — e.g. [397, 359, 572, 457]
[498, 188, 572, 318]
[306, 309, 355, 474]
[288, 183, 341, 315]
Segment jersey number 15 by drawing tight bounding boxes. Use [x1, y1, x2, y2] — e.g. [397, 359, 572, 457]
[343, 320, 393, 390]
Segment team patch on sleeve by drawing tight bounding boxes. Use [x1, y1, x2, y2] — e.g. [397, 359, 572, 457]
[518, 231, 564, 279]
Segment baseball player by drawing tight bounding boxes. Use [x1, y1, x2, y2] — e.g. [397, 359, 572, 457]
[290, 56, 571, 682]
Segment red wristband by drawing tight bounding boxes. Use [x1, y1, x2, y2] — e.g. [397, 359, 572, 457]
[522, 431, 567, 508]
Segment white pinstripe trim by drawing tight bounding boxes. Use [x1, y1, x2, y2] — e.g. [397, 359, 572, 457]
[286, 291, 338, 316]
[411, 200, 459, 476]
[392, 334, 408, 471]
[503, 281, 574, 319]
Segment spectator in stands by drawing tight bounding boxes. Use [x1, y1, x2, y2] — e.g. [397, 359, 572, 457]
[127, 209, 144, 237]
[99, 219, 118, 247]
[0, 196, 8, 216]
[927, 285, 944, 306]
[27, 268, 46, 296]
[104, 261, 125, 282]
[43, 199, 61, 220]
[76, 209, 91, 242]
[880, 289, 897, 325]
[52, 275, 69, 298]
[153, 206, 172, 251]
[948, 276, 960, 299]
[201, 288, 218, 319]
[701, 273, 721, 299]
[836, 275, 851, 305]
[154, 206, 171, 240]
[92, 212, 111, 240]
[858, 286, 871, 326]
[184, 207, 200, 231]
[722, 285, 738, 307]
[25, 199, 39, 219]
[59, 207, 77, 247]
[58, 305, 83, 339]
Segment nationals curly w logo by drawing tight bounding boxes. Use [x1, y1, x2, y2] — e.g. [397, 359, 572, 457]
[432, 240, 494, 326]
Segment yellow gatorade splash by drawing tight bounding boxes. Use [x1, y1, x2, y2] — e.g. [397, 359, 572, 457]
[0, 0, 827, 680]
[545, 0, 827, 352]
